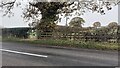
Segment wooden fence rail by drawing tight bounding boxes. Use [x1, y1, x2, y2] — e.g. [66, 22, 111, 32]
[38, 32, 120, 43]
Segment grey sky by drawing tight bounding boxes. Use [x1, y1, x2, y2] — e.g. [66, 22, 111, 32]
[1, 3, 118, 28]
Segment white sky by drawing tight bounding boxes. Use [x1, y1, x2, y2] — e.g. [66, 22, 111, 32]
[1, 2, 118, 28]
[58, 5, 118, 27]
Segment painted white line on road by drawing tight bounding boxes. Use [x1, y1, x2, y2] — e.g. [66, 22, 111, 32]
[0, 49, 48, 58]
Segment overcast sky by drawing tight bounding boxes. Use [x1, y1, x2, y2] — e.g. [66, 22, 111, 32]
[1, 2, 118, 28]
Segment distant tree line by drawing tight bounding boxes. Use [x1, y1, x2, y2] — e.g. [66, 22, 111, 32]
[2, 27, 32, 39]
[2, 19, 120, 43]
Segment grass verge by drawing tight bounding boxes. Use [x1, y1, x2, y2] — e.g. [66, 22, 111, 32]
[2, 37, 119, 51]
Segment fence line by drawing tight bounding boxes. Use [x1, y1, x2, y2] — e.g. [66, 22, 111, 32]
[38, 32, 119, 43]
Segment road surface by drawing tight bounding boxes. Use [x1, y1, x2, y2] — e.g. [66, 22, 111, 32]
[1, 42, 118, 66]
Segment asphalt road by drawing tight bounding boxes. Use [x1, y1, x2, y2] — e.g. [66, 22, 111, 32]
[1, 42, 118, 66]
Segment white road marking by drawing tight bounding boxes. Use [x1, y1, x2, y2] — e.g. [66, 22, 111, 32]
[0, 49, 48, 58]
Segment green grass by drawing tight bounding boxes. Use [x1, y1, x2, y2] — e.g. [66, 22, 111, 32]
[2, 37, 119, 51]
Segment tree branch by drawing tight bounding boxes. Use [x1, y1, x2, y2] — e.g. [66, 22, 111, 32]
[1, 0, 16, 7]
